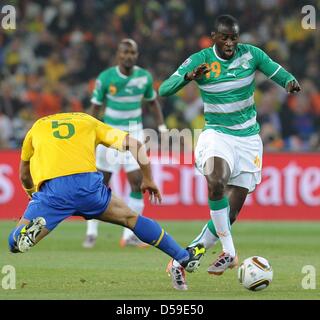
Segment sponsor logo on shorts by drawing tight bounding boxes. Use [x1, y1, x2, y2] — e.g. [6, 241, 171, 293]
[254, 155, 261, 168]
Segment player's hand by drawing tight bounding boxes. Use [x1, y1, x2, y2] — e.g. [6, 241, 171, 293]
[140, 179, 162, 204]
[286, 80, 301, 94]
[185, 63, 211, 81]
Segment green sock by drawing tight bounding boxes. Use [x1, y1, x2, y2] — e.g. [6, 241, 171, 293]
[130, 191, 143, 199]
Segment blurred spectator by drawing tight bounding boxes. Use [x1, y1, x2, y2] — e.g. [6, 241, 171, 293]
[0, 109, 13, 148]
[11, 103, 35, 148]
[257, 85, 284, 151]
[0, 83, 23, 118]
[44, 51, 66, 86]
[34, 31, 55, 59]
[289, 94, 316, 150]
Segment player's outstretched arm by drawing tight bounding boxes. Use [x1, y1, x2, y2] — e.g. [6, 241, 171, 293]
[253, 45, 301, 93]
[285, 80, 301, 94]
[19, 160, 35, 198]
[87, 103, 102, 119]
[159, 63, 210, 96]
[146, 99, 168, 133]
[123, 135, 162, 203]
[184, 63, 211, 81]
[158, 73, 187, 97]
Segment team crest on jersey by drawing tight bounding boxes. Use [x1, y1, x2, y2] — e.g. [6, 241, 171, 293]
[109, 84, 117, 95]
[126, 76, 147, 89]
[182, 58, 192, 67]
[228, 52, 253, 70]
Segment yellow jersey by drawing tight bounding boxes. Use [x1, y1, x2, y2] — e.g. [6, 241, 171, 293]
[21, 112, 128, 191]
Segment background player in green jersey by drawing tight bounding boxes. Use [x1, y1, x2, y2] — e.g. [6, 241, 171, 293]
[159, 15, 300, 290]
[83, 39, 168, 249]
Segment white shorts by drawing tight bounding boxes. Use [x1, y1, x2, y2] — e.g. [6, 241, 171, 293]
[195, 129, 263, 193]
[96, 128, 144, 173]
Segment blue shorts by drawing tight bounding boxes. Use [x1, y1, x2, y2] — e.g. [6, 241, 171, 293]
[23, 172, 111, 231]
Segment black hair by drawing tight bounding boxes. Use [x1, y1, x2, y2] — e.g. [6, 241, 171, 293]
[214, 15, 239, 32]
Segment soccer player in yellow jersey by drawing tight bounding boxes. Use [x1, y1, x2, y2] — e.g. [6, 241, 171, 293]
[8, 112, 205, 274]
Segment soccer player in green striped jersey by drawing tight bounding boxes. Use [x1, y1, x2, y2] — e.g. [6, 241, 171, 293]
[83, 39, 168, 249]
[160, 15, 300, 290]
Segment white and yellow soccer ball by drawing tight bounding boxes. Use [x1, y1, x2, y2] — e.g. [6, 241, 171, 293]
[238, 256, 273, 291]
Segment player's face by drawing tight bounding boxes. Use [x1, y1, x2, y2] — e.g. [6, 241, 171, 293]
[118, 44, 138, 69]
[212, 24, 239, 59]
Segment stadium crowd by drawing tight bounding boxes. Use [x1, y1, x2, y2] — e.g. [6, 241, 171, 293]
[0, 0, 319, 151]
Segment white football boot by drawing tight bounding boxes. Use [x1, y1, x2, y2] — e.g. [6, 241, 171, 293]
[17, 217, 46, 253]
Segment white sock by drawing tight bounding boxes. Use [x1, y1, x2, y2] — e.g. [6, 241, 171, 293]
[122, 195, 144, 240]
[173, 259, 182, 267]
[210, 205, 235, 257]
[172, 223, 219, 267]
[86, 219, 99, 237]
[189, 223, 219, 249]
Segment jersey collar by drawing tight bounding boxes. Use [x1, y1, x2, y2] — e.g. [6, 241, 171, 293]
[212, 45, 228, 62]
[116, 65, 138, 78]
[116, 66, 128, 78]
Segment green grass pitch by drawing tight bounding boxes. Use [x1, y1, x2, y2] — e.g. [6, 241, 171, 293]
[0, 220, 319, 300]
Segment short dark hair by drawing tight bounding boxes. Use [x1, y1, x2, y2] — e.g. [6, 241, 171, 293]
[214, 15, 239, 32]
[119, 38, 138, 49]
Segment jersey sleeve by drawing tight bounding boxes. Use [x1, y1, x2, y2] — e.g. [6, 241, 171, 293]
[91, 72, 108, 106]
[21, 129, 34, 161]
[96, 120, 128, 151]
[159, 51, 205, 96]
[143, 72, 157, 101]
[251, 45, 296, 88]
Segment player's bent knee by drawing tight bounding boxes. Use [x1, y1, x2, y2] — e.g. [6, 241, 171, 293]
[9, 246, 20, 253]
[207, 177, 226, 199]
[128, 169, 143, 184]
[127, 215, 139, 230]
[8, 228, 20, 253]
[130, 184, 141, 193]
[8, 236, 22, 253]
[229, 210, 238, 225]
[129, 177, 143, 192]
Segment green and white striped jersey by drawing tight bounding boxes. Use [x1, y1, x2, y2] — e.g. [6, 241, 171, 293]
[159, 44, 296, 136]
[91, 65, 157, 131]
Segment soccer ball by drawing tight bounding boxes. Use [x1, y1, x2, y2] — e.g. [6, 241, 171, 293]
[238, 256, 273, 291]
